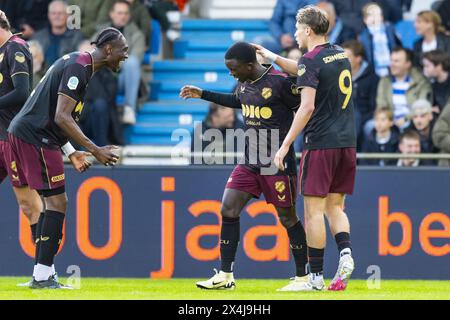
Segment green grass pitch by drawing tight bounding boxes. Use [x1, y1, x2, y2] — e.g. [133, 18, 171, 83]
[0, 277, 448, 300]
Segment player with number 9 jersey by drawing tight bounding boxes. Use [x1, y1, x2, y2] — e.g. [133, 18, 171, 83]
[296, 42, 357, 197]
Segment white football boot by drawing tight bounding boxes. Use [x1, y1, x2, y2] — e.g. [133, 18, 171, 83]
[196, 269, 236, 290]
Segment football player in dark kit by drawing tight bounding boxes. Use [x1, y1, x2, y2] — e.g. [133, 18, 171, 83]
[254, 5, 356, 291]
[0, 10, 92, 288]
[180, 41, 311, 291]
[8, 27, 129, 289]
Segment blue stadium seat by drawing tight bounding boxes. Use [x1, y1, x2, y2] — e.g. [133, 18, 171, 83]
[395, 20, 420, 50]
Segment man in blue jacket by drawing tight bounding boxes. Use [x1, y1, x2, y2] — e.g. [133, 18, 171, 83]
[253, 0, 318, 54]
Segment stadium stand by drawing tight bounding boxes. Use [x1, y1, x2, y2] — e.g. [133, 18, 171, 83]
[126, 18, 270, 145]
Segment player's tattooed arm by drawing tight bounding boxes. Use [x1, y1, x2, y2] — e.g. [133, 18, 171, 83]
[180, 85, 241, 109]
[55, 94, 119, 166]
[251, 43, 298, 76]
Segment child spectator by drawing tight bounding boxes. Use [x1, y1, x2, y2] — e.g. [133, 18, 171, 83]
[422, 49, 450, 113]
[362, 107, 400, 166]
[397, 129, 423, 167]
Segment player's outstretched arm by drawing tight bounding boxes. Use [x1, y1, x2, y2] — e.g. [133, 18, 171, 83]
[251, 43, 298, 76]
[274, 87, 316, 171]
[180, 85, 241, 109]
[55, 94, 119, 166]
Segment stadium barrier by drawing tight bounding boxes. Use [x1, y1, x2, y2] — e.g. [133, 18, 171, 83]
[0, 166, 448, 280]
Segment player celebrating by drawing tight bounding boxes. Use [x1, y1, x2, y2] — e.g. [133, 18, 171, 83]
[0, 11, 91, 287]
[180, 42, 310, 291]
[7, 27, 128, 289]
[254, 5, 356, 291]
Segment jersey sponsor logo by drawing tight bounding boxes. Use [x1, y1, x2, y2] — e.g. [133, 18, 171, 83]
[261, 87, 272, 99]
[0, 53, 4, 63]
[14, 52, 25, 63]
[274, 181, 286, 193]
[67, 76, 79, 90]
[51, 173, 65, 183]
[323, 52, 347, 64]
[241, 104, 272, 120]
[297, 64, 306, 77]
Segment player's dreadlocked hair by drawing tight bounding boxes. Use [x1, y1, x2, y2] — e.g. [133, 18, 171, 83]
[225, 42, 257, 63]
[91, 27, 123, 48]
[0, 11, 11, 31]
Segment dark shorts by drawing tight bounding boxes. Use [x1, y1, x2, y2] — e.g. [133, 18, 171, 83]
[8, 133, 65, 191]
[225, 165, 297, 208]
[299, 148, 356, 197]
[0, 139, 26, 187]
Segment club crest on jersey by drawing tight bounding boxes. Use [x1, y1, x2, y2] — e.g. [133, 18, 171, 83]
[275, 181, 286, 193]
[67, 76, 79, 90]
[298, 64, 306, 77]
[261, 87, 272, 99]
[10, 161, 17, 172]
[291, 84, 300, 95]
[0, 53, 4, 63]
[14, 52, 25, 63]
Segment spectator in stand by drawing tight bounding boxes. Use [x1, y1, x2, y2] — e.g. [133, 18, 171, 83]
[342, 40, 379, 150]
[327, 0, 371, 36]
[191, 102, 245, 165]
[361, 107, 400, 166]
[413, 10, 450, 68]
[78, 41, 124, 146]
[32, 0, 84, 65]
[124, 0, 152, 48]
[252, 0, 318, 55]
[397, 129, 424, 167]
[95, 0, 146, 125]
[408, 100, 438, 163]
[316, 1, 355, 45]
[422, 49, 450, 113]
[432, 100, 450, 166]
[359, 2, 402, 77]
[376, 47, 432, 130]
[67, 0, 115, 38]
[27, 40, 47, 89]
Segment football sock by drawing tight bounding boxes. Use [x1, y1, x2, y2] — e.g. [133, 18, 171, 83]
[308, 247, 325, 274]
[286, 221, 308, 277]
[34, 212, 45, 265]
[37, 210, 65, 268]
[30, 223, 37, 243]
[34, 264, 52, 282]
[335, 232, 352, 256]
[220, 216, 240, 273]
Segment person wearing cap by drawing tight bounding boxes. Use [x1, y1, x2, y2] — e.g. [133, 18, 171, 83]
[407, 99, 438, 165]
